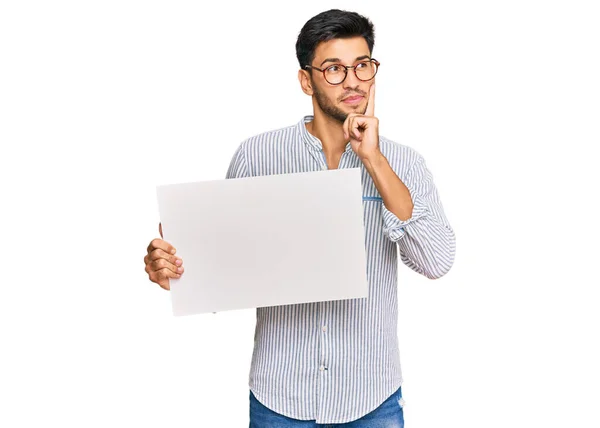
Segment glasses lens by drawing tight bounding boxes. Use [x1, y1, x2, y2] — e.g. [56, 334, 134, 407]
[355, 61, 377, 81]
[324, 65, 347, 85]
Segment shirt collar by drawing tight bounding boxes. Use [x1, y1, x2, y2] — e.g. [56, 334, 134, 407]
[297, 115, 353, 153]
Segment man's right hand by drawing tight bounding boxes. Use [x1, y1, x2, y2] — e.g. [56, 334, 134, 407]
[144, 222, 184, 290]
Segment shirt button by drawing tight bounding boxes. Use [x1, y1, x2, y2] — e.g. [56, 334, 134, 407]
[322, 325, 327, 332]
[319, 365, 326, 372]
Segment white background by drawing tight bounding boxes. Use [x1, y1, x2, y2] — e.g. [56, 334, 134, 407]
[1, 1, 599, 427]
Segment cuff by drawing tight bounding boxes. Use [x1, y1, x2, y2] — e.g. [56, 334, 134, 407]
[381, 195, 428, 242]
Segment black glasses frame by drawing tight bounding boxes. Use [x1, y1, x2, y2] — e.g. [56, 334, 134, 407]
[304, 59, 380, 85]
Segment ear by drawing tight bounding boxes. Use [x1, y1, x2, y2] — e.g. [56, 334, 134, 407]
[298, 69, 314, 96]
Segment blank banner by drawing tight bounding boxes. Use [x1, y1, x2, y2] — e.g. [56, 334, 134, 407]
[156, 168, 368, 316]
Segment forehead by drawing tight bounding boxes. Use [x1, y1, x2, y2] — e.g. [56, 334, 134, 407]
[313, 37, 371, 63]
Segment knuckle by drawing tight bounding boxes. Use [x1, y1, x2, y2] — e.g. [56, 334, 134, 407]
[150, 248, 162, 260]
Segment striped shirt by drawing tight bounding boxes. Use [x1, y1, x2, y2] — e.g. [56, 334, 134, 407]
[225, 115, 455, 424]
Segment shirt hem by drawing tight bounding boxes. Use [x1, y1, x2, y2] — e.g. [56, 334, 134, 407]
[249, 378, 403, 424]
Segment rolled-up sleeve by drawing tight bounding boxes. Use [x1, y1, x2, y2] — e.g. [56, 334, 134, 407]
[381, 155, 456, 279]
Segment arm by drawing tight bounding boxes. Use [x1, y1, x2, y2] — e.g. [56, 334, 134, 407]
[342, 82, 455, 280]
[378, 154, 456, 279]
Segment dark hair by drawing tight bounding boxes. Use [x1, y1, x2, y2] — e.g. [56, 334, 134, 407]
[295, 9, 375, 69]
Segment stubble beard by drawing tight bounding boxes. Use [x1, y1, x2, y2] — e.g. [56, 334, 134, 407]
[313, 82, 366, 124]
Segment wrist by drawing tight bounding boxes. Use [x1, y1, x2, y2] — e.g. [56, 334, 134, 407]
[362, 151, 386, 170]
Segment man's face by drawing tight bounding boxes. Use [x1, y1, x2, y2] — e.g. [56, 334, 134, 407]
[308, 37, 374, 123]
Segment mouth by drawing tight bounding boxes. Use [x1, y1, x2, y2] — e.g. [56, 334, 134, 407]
[341, 95, 364, 105]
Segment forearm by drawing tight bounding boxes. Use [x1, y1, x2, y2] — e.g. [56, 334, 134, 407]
[373, 152, 455, 279]
[362, 152, 414, 221]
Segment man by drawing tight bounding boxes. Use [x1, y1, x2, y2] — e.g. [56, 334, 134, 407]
[144, 9, 455, 427]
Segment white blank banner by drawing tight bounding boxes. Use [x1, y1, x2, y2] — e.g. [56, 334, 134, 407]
[157, 168, 368, 315]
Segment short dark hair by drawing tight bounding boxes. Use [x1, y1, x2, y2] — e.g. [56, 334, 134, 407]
[295, 9, 375, 69]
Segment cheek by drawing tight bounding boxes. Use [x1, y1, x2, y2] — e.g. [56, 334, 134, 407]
[315, 82, 339, 100]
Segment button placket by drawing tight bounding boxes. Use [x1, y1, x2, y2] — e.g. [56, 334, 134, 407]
[320, 149, 328, 170]
[319, 301, 330, 375]
[319, 300, 326, 372]
[316, 300, 328, 419]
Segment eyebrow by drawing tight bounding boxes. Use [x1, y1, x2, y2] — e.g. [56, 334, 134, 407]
[319, 55, 371, 67]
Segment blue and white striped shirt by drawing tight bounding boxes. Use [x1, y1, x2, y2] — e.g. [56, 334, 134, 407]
[225, 115, 455, 424]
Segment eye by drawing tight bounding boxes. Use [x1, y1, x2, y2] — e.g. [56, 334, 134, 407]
[326, 64, 344, 73]
[355, 61, 369, 69]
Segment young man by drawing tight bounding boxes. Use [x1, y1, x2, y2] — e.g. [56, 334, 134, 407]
[144, 9, 455, 427]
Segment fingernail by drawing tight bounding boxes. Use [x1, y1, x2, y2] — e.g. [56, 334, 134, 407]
[175, 259, 182, 266]
[171, 248, 176, 255]
[177, 267, 183, 273]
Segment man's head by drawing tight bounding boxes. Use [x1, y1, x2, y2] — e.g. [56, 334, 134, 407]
[296, 9, 377, 123]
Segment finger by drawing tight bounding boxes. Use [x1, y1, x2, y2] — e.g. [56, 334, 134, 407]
[365, 82, 375, 117]
[343, 114, 350, 140]
[148, 248, 183, 267]
[150, 258, 184, 276]
[146, 238, 176, 256]
[152, 268, 181, 291]
[350, 115, 365, 140]
[348, 115, 356, 140]
[159, 222, 163, 238]
[343, 113, 358, 141]
[158, 279, 170, 291]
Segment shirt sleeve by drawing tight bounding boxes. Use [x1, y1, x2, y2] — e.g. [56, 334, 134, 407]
[225, 143, 250, 179]
[381, 154, 456, 279]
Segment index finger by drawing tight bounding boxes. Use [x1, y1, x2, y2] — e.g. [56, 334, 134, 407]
[365, 81, 375, 117]
[147, 238, 176, 255]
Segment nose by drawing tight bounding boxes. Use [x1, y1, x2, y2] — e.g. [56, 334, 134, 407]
[342, 67, 362, 88]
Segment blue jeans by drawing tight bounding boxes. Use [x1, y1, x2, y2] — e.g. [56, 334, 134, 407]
[249, 387, 404, 428]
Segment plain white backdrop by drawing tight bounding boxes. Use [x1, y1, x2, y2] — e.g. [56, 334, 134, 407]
[1, 1, 599, 427]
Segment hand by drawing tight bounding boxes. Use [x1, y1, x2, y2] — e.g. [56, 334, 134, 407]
[144, 222, 184, 290]
[342, 82, 381, 162]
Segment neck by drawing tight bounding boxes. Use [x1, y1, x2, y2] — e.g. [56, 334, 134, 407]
[305, 109, 348, 157]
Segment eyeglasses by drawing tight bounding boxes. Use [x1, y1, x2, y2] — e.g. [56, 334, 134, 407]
[304, 59, 380, 85]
